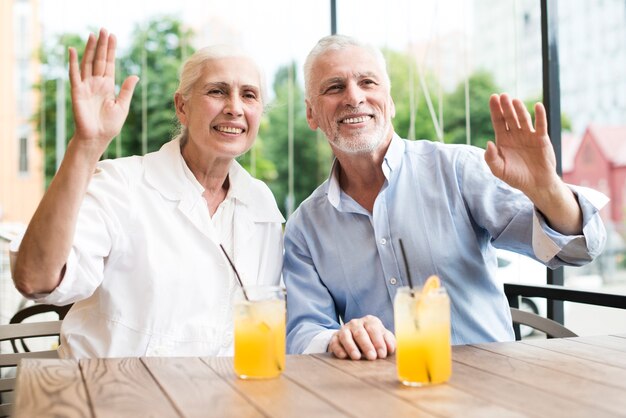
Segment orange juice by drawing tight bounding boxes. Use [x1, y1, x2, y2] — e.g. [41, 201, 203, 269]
[234, 287, 285, 379]
[394, 286, 451, 386]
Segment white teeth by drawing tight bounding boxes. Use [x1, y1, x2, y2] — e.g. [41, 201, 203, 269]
[215, 126, 243, 134]
[342, 116, 370, 124]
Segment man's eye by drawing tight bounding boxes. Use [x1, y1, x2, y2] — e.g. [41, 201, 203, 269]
[243, 91, 258, 100]
[325, 85, 342, 93]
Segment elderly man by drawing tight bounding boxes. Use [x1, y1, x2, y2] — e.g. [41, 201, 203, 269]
[284, 34, 607, 360]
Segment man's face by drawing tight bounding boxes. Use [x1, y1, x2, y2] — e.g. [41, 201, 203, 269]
[305, 46, 395, 155]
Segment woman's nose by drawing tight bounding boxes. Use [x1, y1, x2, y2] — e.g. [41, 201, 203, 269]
[224, 94, 244, 116]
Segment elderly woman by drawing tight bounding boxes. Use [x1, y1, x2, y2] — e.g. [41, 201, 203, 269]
[10, 29, 284, 358]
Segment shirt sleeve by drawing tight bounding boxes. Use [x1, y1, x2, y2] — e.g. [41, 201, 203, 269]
[11, 162, 128, 305]
[283, 218, 341, 354]
[531, 185, 608, 267]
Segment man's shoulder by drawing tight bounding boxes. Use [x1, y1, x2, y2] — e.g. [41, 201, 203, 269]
[403, 138, 483, 156]
[285, 181, 330, 228]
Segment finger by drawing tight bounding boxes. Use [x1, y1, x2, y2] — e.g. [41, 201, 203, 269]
[489, 94, 508, 139]
[337, 328, 361, 360]
[484, 141, 504, 179]
[68, 47, 81, 88]
[512, 99, 533, 131]
[534, 102, 548, 136]
[383, 330, 396, 355]
[500, 93, 521, 131]
[92, 28, 109, 76]
[104, 33, 117, 78]
[350, 325, 377, 360]
[328, 334, 348, 359]
[117, 75, 140, 109]
[80, 32, 97, 79]
[363, 321, 387, 358]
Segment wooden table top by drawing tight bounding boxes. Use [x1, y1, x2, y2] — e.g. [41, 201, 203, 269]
[13, 334, 626, 418]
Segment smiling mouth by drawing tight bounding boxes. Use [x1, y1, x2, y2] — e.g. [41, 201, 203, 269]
[340, 115, 372, 124]
[214, 126, 244, 134]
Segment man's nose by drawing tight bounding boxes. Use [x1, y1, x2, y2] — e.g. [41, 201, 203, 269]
[344, 82, 365, 108]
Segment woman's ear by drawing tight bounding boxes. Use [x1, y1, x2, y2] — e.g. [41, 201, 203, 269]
[174, 93, 187, 125]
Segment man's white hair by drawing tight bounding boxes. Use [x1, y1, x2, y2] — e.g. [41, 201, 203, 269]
[303, 34, 390, 100]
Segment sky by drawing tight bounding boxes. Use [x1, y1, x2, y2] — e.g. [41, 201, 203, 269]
[39, 0, 471, 90]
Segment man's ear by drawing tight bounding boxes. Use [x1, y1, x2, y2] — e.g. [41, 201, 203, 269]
[174, 93, 187, 125]
[390, 97, 396, 119]
[305, 100, 318, 131]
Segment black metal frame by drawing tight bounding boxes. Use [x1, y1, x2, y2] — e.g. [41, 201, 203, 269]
[505, 283, 626, 339]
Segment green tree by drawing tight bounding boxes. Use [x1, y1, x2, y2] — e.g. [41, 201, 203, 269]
[443, 70, 501, 149]
[260, 63, 332, 216]
[34, 33, 84, 187]
[385, 49, 438, 142]
[117, 17, 195, 157]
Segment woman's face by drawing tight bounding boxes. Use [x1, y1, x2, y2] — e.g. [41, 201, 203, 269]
[176, 57, 263, 160]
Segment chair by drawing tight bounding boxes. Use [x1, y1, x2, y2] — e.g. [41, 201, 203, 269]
[0, 303, 70, 417]
[0, 321, 62, 418]
[505, 283, 626, 340]
[9, 304, 71, 353]
[510, 307, 578, 338]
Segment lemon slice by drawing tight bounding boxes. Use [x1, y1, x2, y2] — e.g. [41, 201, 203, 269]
[421, 275, 441, 295]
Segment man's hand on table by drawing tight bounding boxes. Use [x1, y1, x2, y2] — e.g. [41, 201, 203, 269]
[328, 315, 396, 360]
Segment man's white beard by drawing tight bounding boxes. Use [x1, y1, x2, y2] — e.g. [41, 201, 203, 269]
[331, 122, 388, 155]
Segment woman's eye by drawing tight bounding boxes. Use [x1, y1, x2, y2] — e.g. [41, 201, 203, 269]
[208, 89, 224, 95]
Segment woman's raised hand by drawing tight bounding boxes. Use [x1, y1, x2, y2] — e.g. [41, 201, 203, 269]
[68, 28, 139, 153]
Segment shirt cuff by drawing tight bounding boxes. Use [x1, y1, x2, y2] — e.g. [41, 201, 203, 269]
[303, 329, 336, 354]
[531, 184, 609, 263]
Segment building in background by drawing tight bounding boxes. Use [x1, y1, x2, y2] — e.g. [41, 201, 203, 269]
[472, 0, 626, 135]
[0, 0, 43, 225]
[563, 126, 626, 231]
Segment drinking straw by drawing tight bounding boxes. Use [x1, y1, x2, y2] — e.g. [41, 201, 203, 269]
[398, 239, 415, 292]
[220, 244, 250, 301]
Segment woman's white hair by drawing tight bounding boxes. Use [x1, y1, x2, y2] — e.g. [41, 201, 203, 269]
[303, 34, 390, 100]
[174, 45, 266, 145]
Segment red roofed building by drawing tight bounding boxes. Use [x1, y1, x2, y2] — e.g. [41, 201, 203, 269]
[562, 125, 626, 232]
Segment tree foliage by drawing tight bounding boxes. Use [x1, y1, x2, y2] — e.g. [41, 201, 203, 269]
[443, 70, 501, 149]
[259, 63, 333, 216]
[385, 49, 438, 142]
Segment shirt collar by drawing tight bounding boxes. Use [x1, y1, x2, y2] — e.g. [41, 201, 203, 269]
[326, 133, 405, 208]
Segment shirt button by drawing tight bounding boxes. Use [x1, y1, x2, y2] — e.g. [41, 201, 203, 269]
[380, 238, 387, 245]
[389, 277, 397, 285]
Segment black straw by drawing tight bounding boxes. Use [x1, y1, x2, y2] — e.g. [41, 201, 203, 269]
[398, 239, 415, 292]
[219, 244, 250, 301]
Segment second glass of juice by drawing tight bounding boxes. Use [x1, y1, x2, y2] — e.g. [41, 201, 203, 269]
[394, 286, 452, 386]
[234, 285, 286, 379]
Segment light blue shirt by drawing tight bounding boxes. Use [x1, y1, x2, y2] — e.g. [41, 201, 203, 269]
[284, 135, 607, 353]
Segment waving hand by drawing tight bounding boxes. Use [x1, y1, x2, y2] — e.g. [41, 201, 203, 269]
[68, 28, 139, 153]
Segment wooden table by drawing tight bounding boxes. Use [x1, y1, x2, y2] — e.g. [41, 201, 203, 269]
[13, 334, 626, 418]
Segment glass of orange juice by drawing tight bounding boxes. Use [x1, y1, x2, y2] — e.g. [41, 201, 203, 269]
[234, 285, 286, 379]
[394, 285, 452, 386]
